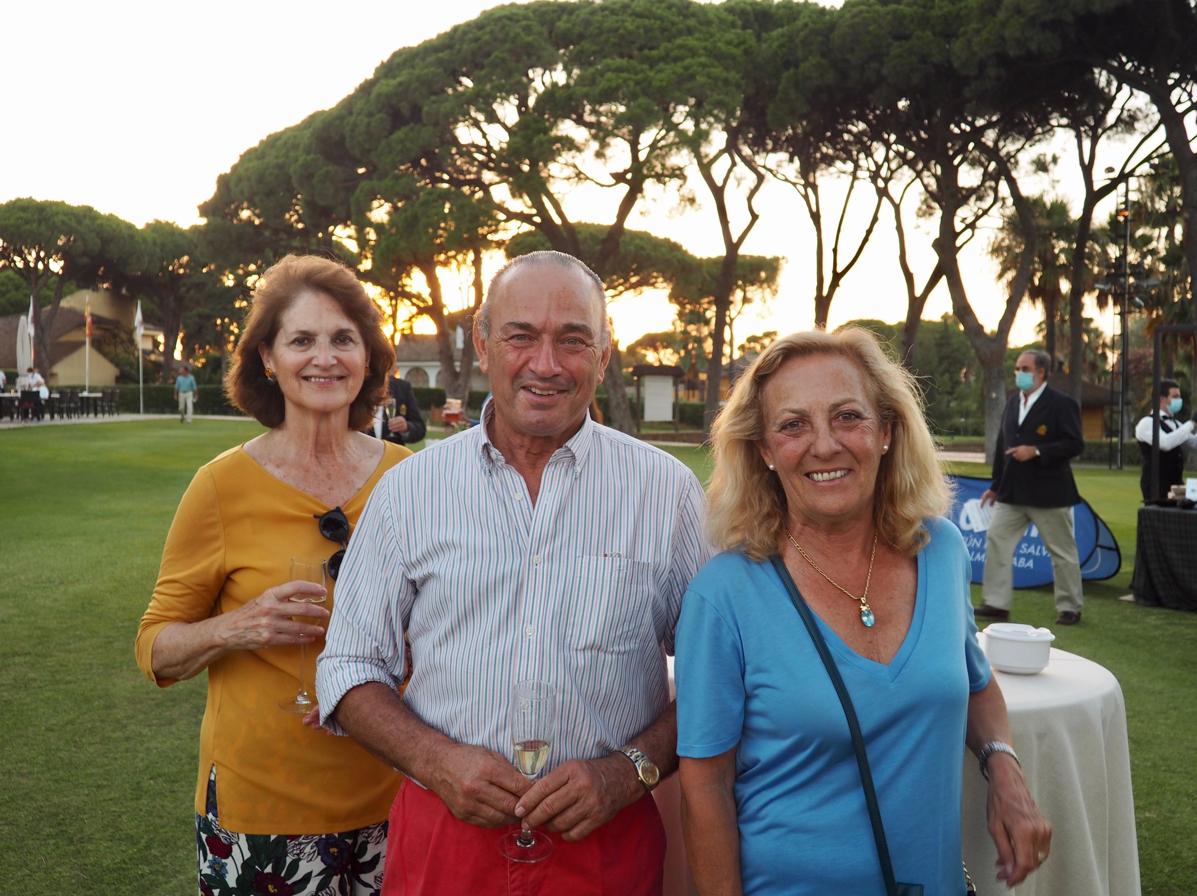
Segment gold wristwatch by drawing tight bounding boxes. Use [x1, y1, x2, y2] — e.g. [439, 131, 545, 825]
[618, 746, 660, 791]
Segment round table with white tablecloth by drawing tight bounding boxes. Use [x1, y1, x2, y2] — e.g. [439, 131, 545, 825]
[962, 643, 1140, 896]
[657, 647, 1139, 896]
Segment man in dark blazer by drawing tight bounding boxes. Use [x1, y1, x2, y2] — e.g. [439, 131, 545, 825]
[976, 349, 1086, 625]
[377, 368, 427, 445]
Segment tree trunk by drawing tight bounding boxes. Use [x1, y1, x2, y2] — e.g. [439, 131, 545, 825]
[934, 182, 1025, 463]
[456, 315, 476, 405]
[1114, 70, 1197, 305]
[162, 317, 182, 380]
[980, 361, 1008, 464]
[813, 293, 831, 330]
[1044, 295, 1057, 365]
[603, 345, 635, 432]
[901, 294, 929, 369]
[454, 248, 486, 406]
[704, 266, 736, 435]
[1156, 103, 1197, 304]
[32, 276, 67, 379]
[1065, 208, 1094, 402]
[418, 262, 464, 397]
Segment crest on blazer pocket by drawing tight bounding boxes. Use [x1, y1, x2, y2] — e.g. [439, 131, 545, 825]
[1036, 424, 1047, 435]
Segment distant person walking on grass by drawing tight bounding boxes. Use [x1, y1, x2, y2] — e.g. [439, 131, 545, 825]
[174, 364, 197, 423]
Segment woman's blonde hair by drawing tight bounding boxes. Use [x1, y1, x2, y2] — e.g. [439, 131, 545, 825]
[707, 327, 951, 560]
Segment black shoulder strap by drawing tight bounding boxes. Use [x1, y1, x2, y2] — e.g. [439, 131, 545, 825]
[769, 554, 900, 896]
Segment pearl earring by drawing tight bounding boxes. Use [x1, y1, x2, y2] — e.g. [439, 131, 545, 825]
[882, 444, 889, 453]
[767, 463, 776, 470]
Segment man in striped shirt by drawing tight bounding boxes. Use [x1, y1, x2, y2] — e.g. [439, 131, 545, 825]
[317, 251, 709, 895]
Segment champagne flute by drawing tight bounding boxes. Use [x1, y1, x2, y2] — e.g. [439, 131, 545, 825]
[499, 680, 557, 863]
[279, 558, 327, 714]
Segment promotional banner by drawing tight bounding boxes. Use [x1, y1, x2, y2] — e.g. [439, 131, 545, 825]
[947, 475, 1121, 587]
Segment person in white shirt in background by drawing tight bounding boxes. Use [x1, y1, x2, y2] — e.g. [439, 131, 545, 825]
[1135, 378, 1197, 502]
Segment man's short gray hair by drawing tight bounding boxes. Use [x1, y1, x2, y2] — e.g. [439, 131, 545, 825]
[1025, 349, 1052, 374]
[475, 250, 610, 347]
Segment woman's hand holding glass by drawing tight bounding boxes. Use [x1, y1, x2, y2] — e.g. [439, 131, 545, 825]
[279, 559, 330, 713]
[211, 569, 329, 655]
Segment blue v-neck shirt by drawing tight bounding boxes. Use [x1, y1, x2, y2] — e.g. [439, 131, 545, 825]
[676, 517, 990, 895]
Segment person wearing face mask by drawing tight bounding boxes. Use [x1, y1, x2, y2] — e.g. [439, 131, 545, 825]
[976, 350, 1086, 625]
[1135, 379, 1197, 502]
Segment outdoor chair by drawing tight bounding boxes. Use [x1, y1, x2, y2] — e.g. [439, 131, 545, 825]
[61, 388, 81, 419]
[18, 390, 43, 421]
[101, 388, 118, 415]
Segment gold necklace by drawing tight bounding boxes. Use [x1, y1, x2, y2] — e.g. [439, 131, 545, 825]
[786, 532, 878, 628]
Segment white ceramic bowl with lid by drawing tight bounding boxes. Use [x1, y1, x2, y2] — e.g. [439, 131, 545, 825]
[982, 623, 1055, 674]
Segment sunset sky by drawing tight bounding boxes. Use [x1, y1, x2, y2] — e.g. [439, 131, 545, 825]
[0, 0, 1089, 349]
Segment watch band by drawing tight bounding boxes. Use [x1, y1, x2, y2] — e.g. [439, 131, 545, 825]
[618, 746, 659, 791]
[978, 740, 1020, 781]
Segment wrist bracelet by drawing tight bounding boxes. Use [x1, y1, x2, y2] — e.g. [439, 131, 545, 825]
[978, 740, 1020, 781]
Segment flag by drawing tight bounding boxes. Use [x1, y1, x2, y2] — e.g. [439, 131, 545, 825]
[133, 300, 144, 345]
[85, 297, 93, 341]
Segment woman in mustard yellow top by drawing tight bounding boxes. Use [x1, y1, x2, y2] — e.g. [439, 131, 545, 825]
[136, 255, 410, 895]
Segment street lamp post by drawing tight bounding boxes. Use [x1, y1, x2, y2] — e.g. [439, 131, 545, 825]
[1115, 182, 1130, 470]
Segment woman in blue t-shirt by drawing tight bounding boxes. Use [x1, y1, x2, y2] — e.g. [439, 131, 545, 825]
[676, 328, 1051, 895]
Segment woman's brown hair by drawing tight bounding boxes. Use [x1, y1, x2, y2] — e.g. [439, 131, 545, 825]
[225, 255, 394, 431]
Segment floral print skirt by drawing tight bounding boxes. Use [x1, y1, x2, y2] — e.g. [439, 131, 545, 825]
[196, 767, 387, 896]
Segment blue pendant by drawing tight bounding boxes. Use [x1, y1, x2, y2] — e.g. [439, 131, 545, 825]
[860, 607, 876, 627]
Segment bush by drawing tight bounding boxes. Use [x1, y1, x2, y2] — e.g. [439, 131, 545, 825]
[677, 402, 705, 428]
[113, 384, 242, 416]
[1079, 439, 1140, 465]
[411, 388, 491, 414]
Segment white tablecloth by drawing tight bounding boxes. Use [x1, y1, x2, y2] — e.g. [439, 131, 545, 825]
[657, 648, 1139, 896]
[962, 644, 1140, 896]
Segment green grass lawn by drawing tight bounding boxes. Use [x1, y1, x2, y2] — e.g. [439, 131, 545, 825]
[1, 422, 1193, 894]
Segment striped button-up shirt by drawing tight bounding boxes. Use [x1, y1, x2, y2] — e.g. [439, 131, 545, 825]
[317, 411, 709, 769]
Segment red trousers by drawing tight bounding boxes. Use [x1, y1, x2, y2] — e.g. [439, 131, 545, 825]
[382, 779, 666, 896]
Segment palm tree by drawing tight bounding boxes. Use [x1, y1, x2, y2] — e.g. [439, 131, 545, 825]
[989, 196, 1075, 367]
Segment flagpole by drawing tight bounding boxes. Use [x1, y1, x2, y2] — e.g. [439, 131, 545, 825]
[84, 298, 91, 392]
[27, 293, 36, 373]
[134, 300, 145, 415]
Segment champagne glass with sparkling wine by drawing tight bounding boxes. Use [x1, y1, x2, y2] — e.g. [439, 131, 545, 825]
[279, 558, 327, 714]
[499, 680, 557, 863]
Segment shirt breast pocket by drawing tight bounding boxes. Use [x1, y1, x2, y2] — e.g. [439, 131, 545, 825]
[564, 554, 657, 655]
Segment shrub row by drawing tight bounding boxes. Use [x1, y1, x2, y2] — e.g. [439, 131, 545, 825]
[53, 388, 1165, 470]
[110, 384, 241, 415]
[103, 384, 494, 417]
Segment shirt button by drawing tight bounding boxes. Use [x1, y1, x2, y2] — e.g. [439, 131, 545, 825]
[532, 555, 542, 566]
[525, 625, 534, 637]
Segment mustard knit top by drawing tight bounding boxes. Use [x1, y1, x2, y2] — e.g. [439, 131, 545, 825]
[136, 442, 409, 834]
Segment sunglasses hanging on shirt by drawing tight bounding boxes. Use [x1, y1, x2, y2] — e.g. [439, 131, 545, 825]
[313, 506, 351, 581]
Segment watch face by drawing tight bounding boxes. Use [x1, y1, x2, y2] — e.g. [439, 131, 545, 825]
[640, 760, 660, 787]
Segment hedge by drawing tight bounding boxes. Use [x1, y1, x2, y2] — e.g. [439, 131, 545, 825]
[104, 385, 491, 417]
[111, 384, 241, 415]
